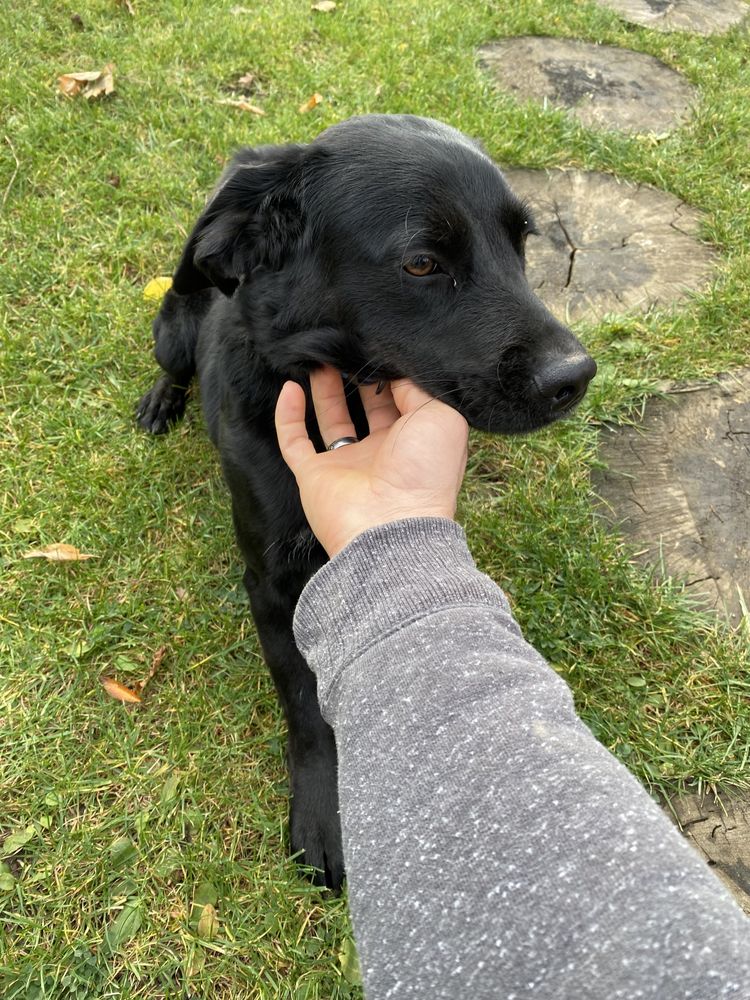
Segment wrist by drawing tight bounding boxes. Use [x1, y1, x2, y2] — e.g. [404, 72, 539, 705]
[324, 507, 458, 558]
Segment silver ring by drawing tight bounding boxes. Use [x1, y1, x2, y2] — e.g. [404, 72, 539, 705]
[326, 436, 358, 451]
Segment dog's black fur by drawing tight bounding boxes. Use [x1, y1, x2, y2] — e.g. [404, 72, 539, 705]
[137, 115, 596, 890]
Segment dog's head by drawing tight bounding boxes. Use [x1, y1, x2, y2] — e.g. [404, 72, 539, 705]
[173, 114, 595, 434]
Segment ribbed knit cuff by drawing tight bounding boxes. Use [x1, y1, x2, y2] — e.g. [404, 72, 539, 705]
[293, 517, 513, 688]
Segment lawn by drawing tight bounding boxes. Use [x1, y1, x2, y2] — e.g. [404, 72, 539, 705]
[1, 0, 749, 996]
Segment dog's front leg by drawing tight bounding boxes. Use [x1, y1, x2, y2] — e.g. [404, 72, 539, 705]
[244, 568, 344, 891]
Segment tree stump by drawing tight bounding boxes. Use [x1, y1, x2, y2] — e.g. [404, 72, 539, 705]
[503, 167, 717, 322]
[593, 369, 750, 625]
[597, 0, 748, 35]
[479, 37, 696, 134]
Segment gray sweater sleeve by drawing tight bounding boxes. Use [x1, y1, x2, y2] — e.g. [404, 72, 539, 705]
[293, 517, 750, 1000]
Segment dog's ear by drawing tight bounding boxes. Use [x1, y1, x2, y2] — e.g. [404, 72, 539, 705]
[172, 144, 306, 297]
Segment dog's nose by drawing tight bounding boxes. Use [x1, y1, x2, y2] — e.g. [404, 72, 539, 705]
[533, 354, 597, 412]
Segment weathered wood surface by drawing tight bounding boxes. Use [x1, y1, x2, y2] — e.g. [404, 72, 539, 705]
[593, 369, 750, 625]
[479, 37, 696, 134]
[597, 0, 748, 35]
[667, 791, 750, 914]
[503, 168, 717, 322]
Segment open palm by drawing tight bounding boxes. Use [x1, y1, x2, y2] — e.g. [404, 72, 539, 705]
[275, 366, 469, 557]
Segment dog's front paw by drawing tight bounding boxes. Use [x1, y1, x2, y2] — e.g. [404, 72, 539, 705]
[290, 763, 344, 891]
[136, 375, 188, 435]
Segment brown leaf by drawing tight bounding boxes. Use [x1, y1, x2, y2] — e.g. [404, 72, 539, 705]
[22, 543, 95, 562]
[233, 71, 265, 98]
[58, 64, 115, 101]
[58, 71, 100, 98]
[101, 676, 142, 704]
[299, 92, 323, 114]
[216, 99, 265, 116]
[137, 645, 167, 693]
[312, 0, 337, 10]
[120, 0, 136, 15]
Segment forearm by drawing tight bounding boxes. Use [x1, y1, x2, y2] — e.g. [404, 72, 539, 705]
[294, 518, 750, 999]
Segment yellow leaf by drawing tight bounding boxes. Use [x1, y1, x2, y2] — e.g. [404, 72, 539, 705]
[22, 543, 95, 562]
[58, 64, 115, 100]
[100, 677, 142, 704]
[299, 92, 323, 114]
[185, 946, 206, 976]
[143, 276, 173, 303]
[339, 936, 362, 986]
[312, 1, 336, 10]
[196, 903, 219, 940]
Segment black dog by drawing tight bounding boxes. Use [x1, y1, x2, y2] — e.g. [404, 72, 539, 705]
[137, 115, 596, 890]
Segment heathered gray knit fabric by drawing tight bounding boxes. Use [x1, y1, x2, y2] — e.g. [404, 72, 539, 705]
[293, 517, 750, 999]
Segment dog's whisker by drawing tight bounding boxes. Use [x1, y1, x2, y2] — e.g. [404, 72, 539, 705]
[486, 403, 498, 433]
[390, 387, 462, 453]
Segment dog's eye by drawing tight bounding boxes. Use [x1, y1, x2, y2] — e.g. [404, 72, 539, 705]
[403, 255, 439, 277]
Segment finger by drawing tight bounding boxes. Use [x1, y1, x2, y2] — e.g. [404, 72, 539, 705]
[275, 381, 316, 473]
[389, 378, 440, 415]
[359, 380, 400, 434]
[310, 365, 357, 446]
[391, 378, 468, 429]
[391, 379, 470, 448]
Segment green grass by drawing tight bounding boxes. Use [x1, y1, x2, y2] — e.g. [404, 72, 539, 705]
[1, 0, 749, 995]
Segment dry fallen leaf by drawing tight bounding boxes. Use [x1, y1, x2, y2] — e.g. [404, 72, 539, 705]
[186, 947, 206, 976]
[58, 70, 101, 97]
[101, 676, 142, 704]
[22, 543, 95, 562]
[312, 1, 337, 10]
[234, 71, 265, 98]
[137, 645, 167, 694]
[299, 92, 323, 114]
[216, 99, 265, 116]
[196, 903, 219, 940]
[100, 646, 166, 706]
[120, 0, 136, 15]
[58, 64, 115, 101]
[143, 276, 173, 302]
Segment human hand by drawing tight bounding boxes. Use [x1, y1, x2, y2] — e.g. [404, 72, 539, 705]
[275, 366, 469, 558]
